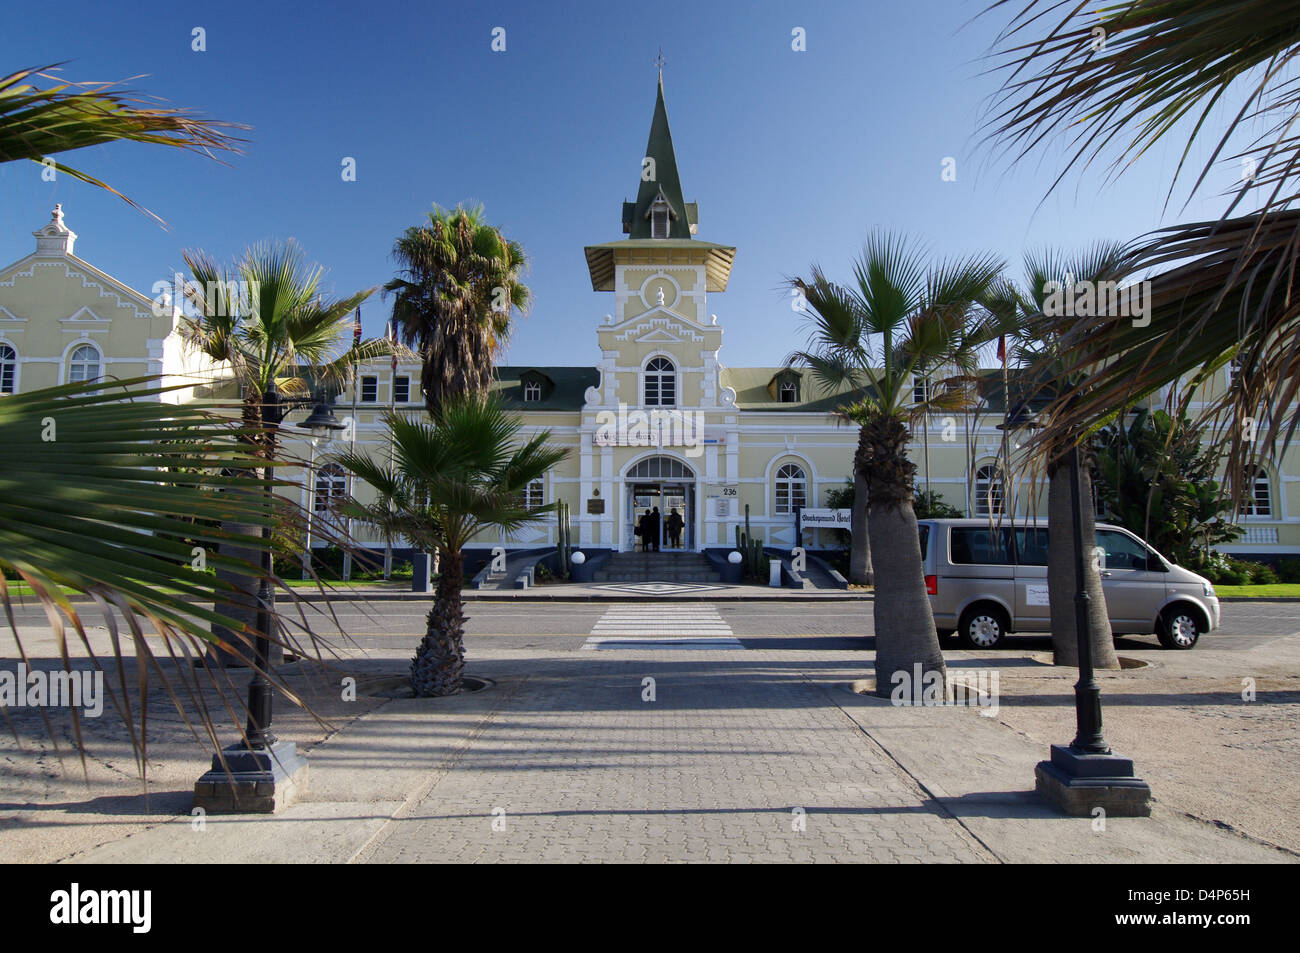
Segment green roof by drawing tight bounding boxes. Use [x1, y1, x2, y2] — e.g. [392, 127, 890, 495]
[492, 366, 600, 410]
[722, 367, 866, 412]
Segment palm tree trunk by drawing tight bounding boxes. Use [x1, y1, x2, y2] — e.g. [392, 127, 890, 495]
[1047, 457, 1119, 669]
[410, 546, 466, 695]
[849, 466, 873, 585]
[859, 415, 946, 697]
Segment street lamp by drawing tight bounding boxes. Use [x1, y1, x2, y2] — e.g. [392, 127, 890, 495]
[193, 386, 321, 813]
[1035, 438, 1151, 815]
[997, 403, 1151, 815]
[299, 401, 347, 580]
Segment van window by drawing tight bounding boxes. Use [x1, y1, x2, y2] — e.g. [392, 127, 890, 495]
[950, 527, 1014, 565]
[1015, 528, 1049, 566]
[1097, 529, 1161, 571]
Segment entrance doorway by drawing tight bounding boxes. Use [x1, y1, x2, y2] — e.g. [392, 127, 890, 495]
[624, 456, 695, 552]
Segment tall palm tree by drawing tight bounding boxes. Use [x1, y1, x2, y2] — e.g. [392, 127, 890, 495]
[384, 204, 530, 415]
[0, 64, 242, 223]
[790, 232, 1003, 696]
[983, 1, 1300, 496]
[984, 246, 1126, 668]
[180, 242, 386, 650]
[336, 398, 568, 696]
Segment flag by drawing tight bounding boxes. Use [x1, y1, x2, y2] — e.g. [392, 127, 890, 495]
[996, 334, 1006, 365]
[353, 307, 362, 346]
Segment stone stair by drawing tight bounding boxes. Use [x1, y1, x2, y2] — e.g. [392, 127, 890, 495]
[592, 552, 721, 583]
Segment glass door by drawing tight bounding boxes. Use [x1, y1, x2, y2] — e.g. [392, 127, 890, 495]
[661, 484, 687, 551]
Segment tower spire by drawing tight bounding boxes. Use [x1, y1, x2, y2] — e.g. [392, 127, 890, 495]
[621, 70, 697, 239]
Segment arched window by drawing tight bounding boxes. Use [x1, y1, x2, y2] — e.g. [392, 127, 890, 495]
[627, 456, 694, 481]
[775, 463, 807, 515]
[523, 381, 541, 402]
[314, 463, 346, 514]
[644, 357, 676, 406]
[780, 378, 798, 403]
[974, 464, 1003, 517]
[1242, 467, 1272, 517]
[0, 344, 15, 395]
[68, 343, 101, 385]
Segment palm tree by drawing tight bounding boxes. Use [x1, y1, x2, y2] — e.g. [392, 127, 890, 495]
[335, 398, 568, 696]
[0, 64, 242, 223]
[790, 232, 1003, 696]
[180, 241, 386, 651]
[983, 1, 1300, 497]
[384, 204, 530, 415]
[181, 241, 384, 459]
[984, 246, 1126, 668]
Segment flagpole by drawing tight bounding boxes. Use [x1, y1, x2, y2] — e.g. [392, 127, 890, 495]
[999, 334, 1011, 518]
[383, 320, 397, 580]
[342, 306, 361, 581]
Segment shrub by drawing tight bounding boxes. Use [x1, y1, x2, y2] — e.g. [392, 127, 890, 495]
[1278, 558, 1300, 584]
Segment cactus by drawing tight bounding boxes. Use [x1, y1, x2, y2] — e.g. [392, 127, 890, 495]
[556, 500, 571, 578]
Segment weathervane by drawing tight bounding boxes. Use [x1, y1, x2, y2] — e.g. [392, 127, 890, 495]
[654, 47, 665, 76]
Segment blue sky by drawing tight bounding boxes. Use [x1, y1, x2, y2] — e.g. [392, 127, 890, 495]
[0, 0, 1248, 367]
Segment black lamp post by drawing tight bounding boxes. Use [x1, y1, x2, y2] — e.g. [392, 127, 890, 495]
[1035, 433, 1151, 816]
[193, 387, 323, 812]
[997, 403, 1151, 815]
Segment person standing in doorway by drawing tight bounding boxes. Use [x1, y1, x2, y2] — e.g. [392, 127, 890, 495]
[666, 508, 683, 549]
[650, 507, 661, 551]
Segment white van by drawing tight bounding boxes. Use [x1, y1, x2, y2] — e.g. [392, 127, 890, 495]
[918, 518, 1220, 650]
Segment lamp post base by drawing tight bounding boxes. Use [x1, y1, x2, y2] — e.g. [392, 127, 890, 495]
[193, 740, 309, 814]
[1035, 744, 1151, 817]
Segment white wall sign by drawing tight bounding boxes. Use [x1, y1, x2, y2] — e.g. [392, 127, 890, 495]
[798, 508, 851, 528]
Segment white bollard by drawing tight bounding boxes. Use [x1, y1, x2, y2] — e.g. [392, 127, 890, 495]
[769, 558, 782, 587]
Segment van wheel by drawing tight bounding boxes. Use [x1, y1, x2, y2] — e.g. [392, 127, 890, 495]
[1157, 606, 1200, 649]
[958, 605, 1008, 649]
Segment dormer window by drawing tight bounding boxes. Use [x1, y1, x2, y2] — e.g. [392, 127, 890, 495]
[518, 370, 553, 404]
[768, 370, 801, 403]
[648, 192, 673, 239]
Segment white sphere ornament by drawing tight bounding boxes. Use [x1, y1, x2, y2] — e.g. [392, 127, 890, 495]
[728, 551, 743, 564]
[571, 551, 586, 565]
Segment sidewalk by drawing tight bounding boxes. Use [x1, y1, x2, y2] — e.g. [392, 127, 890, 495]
[297, 581, 874, 602]
[17, 638, 1294, 865]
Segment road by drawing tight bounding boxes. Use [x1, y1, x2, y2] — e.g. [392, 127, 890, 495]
[304, 598, 1300, 655]
[2, 597, 1295, 658]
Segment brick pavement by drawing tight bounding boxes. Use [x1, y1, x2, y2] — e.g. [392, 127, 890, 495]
[354, 652, 993, 864]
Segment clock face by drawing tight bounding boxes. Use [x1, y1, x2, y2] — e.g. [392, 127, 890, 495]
[642, 277, 677, 309]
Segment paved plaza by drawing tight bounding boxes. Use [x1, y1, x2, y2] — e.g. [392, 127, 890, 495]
[1, 597, 1297, 863]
